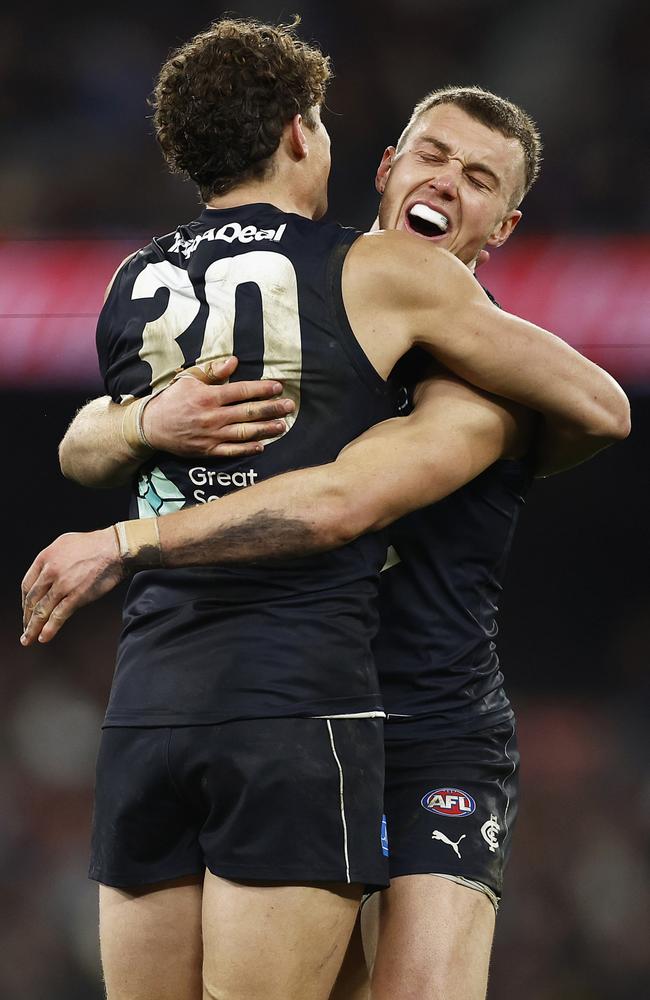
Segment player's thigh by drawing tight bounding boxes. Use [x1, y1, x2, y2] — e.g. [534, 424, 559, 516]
[193, 718, 386, 999]
[90, 726, 204, 889]
[100, 875, 203, 1000]
[383, 718, 520, 901]
[366, 719, 518, 999]
[92, 727, 205, 998]
[329, 911, 371, 1000]
[369, 874, 495, 1000]
[201, 870, 361, 1000]
[182, 717, 388, 891]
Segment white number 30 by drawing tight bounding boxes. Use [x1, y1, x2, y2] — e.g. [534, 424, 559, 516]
[131, 251, 302, 437]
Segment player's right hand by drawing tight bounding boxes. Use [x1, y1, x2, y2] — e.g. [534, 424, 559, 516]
[142, 356, 295, 458]
[20, 528, 124, 646]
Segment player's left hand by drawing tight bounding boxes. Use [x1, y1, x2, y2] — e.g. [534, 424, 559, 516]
[21, 528, 124, 646]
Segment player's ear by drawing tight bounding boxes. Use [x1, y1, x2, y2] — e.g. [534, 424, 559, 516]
[375, 147, 396, 194]
[486, 209, 522, 248]
[288, 114, 310, 160]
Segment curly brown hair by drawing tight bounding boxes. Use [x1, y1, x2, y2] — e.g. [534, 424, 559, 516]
[151, 17, 332, 201]
[398, 85, 543, 206]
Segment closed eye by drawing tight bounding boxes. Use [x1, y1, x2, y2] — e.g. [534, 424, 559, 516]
[467, 174, 490, 191]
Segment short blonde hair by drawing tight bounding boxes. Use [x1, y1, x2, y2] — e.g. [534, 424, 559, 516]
[398, 85, 542, 204]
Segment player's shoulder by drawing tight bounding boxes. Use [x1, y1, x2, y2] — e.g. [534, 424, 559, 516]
[350, 229, 461, 268]
[102, 250, 139, 303]
[344, 230, 476, 309]
[350, 230, 478, 283]
[102, 237, 169, 302]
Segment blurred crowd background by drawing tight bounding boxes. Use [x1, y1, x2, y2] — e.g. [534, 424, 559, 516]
[2, 1, 649, 998]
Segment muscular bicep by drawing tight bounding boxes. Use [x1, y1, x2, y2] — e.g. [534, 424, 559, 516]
[344, 233, 628, 447]
[414, 373, 533, 469]
[335, 374, 531, 532]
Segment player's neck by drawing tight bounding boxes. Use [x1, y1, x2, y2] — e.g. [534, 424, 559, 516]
[206, 176, 319, 220]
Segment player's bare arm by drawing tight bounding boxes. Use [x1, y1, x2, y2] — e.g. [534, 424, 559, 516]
[21, 373, 531, 646]
[59, 229, 628, 490]
[329, 373, 531, 536]
[59, 357, 296, 488]
[23, 233, 632, 647]
[343, 229, 630, 449]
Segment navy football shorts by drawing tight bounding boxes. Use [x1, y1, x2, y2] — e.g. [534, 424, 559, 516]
[89, 717, 388, 891]
[381, 717, 519, 902]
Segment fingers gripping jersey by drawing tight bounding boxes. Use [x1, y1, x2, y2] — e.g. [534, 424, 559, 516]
[97, 204, 395, 726]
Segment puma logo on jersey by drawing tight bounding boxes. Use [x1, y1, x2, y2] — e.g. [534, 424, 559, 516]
[169, 222, 287, 258]
[431, 830, 466, 859]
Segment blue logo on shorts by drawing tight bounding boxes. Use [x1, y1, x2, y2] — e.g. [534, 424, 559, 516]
[380, 814, 389, 857]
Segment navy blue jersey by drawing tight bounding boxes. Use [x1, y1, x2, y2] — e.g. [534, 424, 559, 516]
[97, 204, 395, 725]
[374, 342, 533, 735]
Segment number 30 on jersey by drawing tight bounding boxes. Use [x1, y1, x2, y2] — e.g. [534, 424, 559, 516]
[131, 251, 302, 438]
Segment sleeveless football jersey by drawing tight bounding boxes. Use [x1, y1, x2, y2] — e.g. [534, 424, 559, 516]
[97, 204, 395, 726]
[375, 342, 534, 735]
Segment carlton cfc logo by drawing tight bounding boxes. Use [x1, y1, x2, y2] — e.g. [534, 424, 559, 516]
[421, 787, 476, 817]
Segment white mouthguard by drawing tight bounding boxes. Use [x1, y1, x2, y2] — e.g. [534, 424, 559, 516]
[409, 204, 449, 232]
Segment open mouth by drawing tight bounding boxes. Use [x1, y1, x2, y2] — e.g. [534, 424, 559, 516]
[405, 203, 450, 239]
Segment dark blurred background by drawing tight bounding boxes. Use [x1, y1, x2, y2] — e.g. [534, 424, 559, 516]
[1, 1, 649, 998]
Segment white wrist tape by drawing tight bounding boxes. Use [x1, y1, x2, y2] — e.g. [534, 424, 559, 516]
[113, 518, 162, 569]
[121, 397, 154, 458]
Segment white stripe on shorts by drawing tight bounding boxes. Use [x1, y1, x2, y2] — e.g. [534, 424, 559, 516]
[313, 711, 385, 719]
[326, 720, 351, 883]
[501, 721, 517, 847]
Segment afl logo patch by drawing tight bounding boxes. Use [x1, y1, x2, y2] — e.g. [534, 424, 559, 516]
[421, 787, 476, 817]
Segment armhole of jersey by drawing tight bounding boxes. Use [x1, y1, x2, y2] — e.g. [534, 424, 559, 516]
[326, 233, 391, 396]
[480, 284, 500, 309]
[103, 250, 140, 304]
